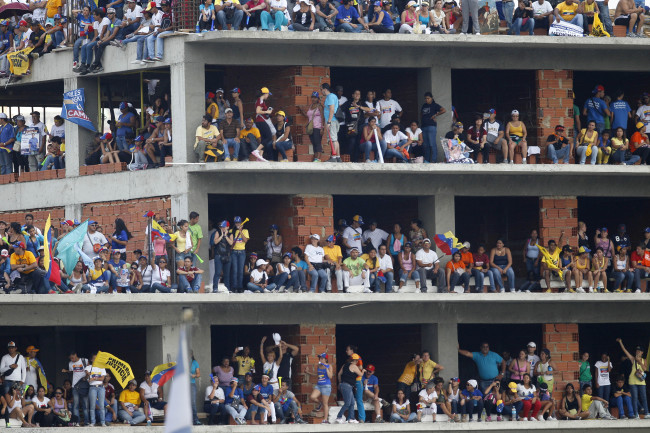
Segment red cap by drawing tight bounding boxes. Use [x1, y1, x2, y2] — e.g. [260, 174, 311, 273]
[366, 364, 375, 372]
[19, 20, 28, 27]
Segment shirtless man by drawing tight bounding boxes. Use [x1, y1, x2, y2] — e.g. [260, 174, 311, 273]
[614, 0, 645, 37]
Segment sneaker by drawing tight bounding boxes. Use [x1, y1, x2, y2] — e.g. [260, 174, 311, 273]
[588, 287, 594, 293]
[576, 287, 585, 293]
[146, 420, 151, 426]
[497, 416, 502, 421]
[547, 416, 556, 421]
[126, 288, 132, 294]
[522, 417, 528, 421]
[375, 417, 384, 423]
[348, 419, 359, 424]
[130, 59, 142, 64]
[325, 156, 338, 162]
[93, 65, 104, 73]
[522, 159, 527, 164]
[251, 149, 267, 161]
[468, 417, 475, 422]
[101, 423, 107, 427]
[486, 416, 492, 422]
[321, 419, 330, 423]
[296, 418, 307, 424]
[530, 417, 537, 421]
[224, 157, 231, 162]
[115, 40, 125, 49]
[152, 57, 162, 61]
[335, 418, 347, 424]
[79, 65, 91, 75]
[635, 289, 641, 293]
[627, 32, 637, 37]
[143, 58, 154, 63]
[509, 160, 514, 164]
[362, 287, 372, 293]
[537, 415, 545, 421]
[140, 60, 146, 65]
[89, 424, 95, 427]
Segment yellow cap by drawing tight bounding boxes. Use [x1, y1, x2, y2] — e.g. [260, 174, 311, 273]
[277, 111, 286, 117]
[261, 87, 271, 94]
[637, 121, 645, 130]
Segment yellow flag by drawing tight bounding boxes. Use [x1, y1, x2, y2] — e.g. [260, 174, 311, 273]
[537, 244, 563, 280]
[93, 351, 135, 388]
[591, 13, 610, 37]
[8, 47, 34, 76]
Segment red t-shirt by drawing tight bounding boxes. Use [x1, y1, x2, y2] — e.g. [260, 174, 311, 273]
[472, 253, 490, 270]
[255, 98, 269, 123]
[178, 266, 199, 282]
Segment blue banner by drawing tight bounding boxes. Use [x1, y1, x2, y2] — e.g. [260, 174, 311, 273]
[61, 88, 96, 132]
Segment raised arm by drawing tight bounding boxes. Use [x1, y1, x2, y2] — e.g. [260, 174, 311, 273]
[259, 336, 268, 363]
[616, 338, 634, 362]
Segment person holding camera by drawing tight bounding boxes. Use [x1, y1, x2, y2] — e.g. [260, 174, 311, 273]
[223, 378, 247, 425]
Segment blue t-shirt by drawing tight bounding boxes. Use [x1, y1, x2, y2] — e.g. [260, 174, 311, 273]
[111, 230, 128, 250]
[324, 93, 339, 124]
[108, 258, 126, 270]
[317, 363, 331, 386]
[117, 111, 135, 137]
[610, 100, 631, 130]
[0, 123, 15, 148]
[471, 351, 503, 380]
[295, 260, 308, 270]
[258, 384, 274, 400]
[336, 5, 360, 25]
[365, 374, 378, 392]
[190, 359, 199, 384]
[461, 388, 484, 399]
[76, 13, 93, 37]
[583, 96, 607, 124]
[224, 386, 243, 404]
[0, 30, 11, 52]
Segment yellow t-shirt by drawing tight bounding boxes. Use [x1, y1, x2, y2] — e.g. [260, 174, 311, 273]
[235, 356, 254, 376]
[582, 0, 596, 12]
[10, 251, 36, 274]
[240, 127, 261, 141]
[194, 125, 220, 149]
[581, 393, 592, 412]
[556, 1, 578, 20]
[215, 0, 241, 4]
[419, 359, 438, 383]
[542, 247, 561, 266]
[206, 102, 218, 121]
[174, 231, 189, 252]
[46, 0, 62, 18]
[629, 361, 646, 386]
[119, 389, 142, 406]
[232, 228, 249, 251]
[365, 257, 379, 270]
[323, 245, 342, 263]
[397, 361, 417, 385]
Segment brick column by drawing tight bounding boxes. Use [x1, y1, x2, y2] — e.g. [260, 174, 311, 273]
[539, 196, 578, 247]
[542, 324, 579, 401]
[276, 194, 333, 249]
[535, 70, 574, 163]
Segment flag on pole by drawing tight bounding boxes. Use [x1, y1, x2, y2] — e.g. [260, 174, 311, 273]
[56, 220, 89, 276]
[93, 351, 135, 389]
[151, 362, 176, 388]
[151, 219, 171, 241]
[164, 325, 192, 433]
[43, 215, 61, 285]
[434, 231, 463, 255]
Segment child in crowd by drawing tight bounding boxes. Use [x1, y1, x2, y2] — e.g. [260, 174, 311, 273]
[87, 257, 110, 293]
[578, 352, 592, 390]
[597, 129, 611, 164]
[460, 379, 483, 422]
[247, 259, 277, 293]
[581, 384, 616, 420]
[538, 382, 557, 420]
[611, 375, 635, 419]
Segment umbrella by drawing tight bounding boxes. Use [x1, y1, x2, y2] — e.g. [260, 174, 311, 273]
[0, 3, 30, 19]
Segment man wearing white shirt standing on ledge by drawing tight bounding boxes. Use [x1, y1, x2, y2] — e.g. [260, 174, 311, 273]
[0, 341, 26, 398]
[416, 238, 446, 293]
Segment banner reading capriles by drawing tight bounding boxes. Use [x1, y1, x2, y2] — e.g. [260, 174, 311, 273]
[61, 89, 96, 132]
[93, 351, 135, 388]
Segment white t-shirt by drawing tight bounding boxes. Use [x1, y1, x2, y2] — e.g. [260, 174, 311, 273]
[140, 381, 159, 399]
[636, 105, 650, 133]
[418, 389, 436, 405]
[406, 128, 422, 141]
[151, 10, 164, 27]
[95, 17, 111, 38]
[262, 361, 280, 389]
[151, 267, 170, 285]
[0, 353, 26, 383]
[517, 383, 536, 399]
[339, 95, 349, 106]
[532, 0, 552, 16]
[304, 244, 325, 264]
[69, 358, 87, 386]
[81, 231, 108, 257]
[383, 130, 408, 146]
[393, 399, 410, 412]
[205, 385, 225, 401]
[342, 226, 363, 254]
[25, 358, 38, 390]
[527, 354, 540, 375]
[139, 265, 154, 286]
[378, 254, 393, 271]
[364, 101, 379, 124]
[415, 249, 438, 270]
[125, 5, 144, 21]
[483, 120, 502, 141]
[594, 361, 612, 386]
[362, 228, 388, 250]
[268, 0, 291, 21]
[32, 396, 50, 409]
[250, 268, 267, 284]
[49, 123, 65, 139]
[86, 365, 106, 386]
[376, 99, 402, 128]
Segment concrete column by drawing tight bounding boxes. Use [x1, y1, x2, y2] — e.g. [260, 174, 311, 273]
[170, 62, 205, 163]
[63, 77, 99, 177]
[421, 322, 458, 379]
[417, 66, 452, 162]
[64, 204, 82, 222]
[419, 194, 455, 257]
[171, 180, 210, 272]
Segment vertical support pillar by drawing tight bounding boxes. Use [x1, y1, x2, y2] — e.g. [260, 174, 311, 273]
[64, 77, 99, 177]
[284, 194, 333, 249]
[539, 197, 578, 247]
[419, 194, 455, 257]
[421, 322, 459, 380]
[542, 324, 579, 401]
[535, 70, 574, 161]
[65, 204, 83, 222]
[170, 61, 205, 164]
[417, 66, 452, 162]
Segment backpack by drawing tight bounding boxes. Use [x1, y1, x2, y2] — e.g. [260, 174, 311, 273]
[335, 106, 345, 123]
[73, 358, 90, 397]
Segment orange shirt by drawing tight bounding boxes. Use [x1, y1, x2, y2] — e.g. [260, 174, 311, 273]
[446, 260, 466, 272]
[460, 251, 473, 267]
[630, 131, 648, 153]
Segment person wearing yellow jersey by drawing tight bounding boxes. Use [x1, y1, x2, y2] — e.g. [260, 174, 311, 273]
[553, 0, 584, 28]
[118, 380, 146, 425]
[616, 338, 648, 419]
[576, 120, 599, 164]
[206, 92, 219, 123]
[194, 115, 221, 162]
[396, 353, 422, 397]
[419, 351, 444, 387]
[10, 241, 44, 294]
[323, 234, 343, 292]
[239, 118, 261, 159]
[579, 0, 599, 31]
[505, 110, 528, 164]
[172, 219, 194, 269]
[232, 346, 255, 382]
[541, 231, 565, 293]
[230, 216, 249, 292]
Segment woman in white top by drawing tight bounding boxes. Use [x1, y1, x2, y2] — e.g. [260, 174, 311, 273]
[390, 389, 417, 423]
[260, 0, 289, 30]
[137, 256, 154, 292]
[150, 257, 176, 293]
[431, 0, 454, 33]
[612, 247, 634, 292]
[275, 252, 299, 293]
[405, 121, 423, 159]
[516, 373, 541, 421]
[304, 234, 328, 293]
[140, 371, 168, 422]
[32, 386, 55, 427]
[260, 336, 283, 390]
[7, 384, 34, 427]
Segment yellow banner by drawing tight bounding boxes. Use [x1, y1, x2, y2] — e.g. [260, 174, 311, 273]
[537, 244, 563, 280]
[8, 47, 33, 76]
[93, 351, 135, 388]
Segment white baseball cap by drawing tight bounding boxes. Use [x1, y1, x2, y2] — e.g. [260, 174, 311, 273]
[311, 234, 320, 240]
[255, 259, 268, 267]
[527, 341, 536, 348]
[0, 113, 8, 119]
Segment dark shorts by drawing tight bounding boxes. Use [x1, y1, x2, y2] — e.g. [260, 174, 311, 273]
[147, 398, 167, 410]
[614, 16, 630, 26]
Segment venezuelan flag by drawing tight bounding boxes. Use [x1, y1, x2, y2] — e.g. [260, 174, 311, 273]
[43, 215, 61, 286]
[434, 231, 463, 256]
[151, 362, 176, 387]
[151, 219, 171, 241]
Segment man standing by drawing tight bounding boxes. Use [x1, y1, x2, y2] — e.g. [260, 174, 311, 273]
[415, 238, 446, 293]
[24, 345, 44, 391]
[321, 83, 342, 162]
[188, 211, 203, 265]
[26, 111, 48, 172]
[546, 125, 571, 164]
[376, 89, 402, 130]
[342, 215, 364, 255]
[62, 351, 89, 427]
[0, 113, 16, 175]
[219, 108, 241, 161]
[610, 91, 632, 136]
[582, 85, 610, 135]
[81, 221, 108, 258]
[458, 342, 506, 393]
[419, 350, 444, 387]
[86, 353, 107, 427]
[461, 0, 480, 34]
[595, 0, 613, 34]
[0, 342, 26, 398]
[526, 342, 541, 377]
[613, 224, 630, 251]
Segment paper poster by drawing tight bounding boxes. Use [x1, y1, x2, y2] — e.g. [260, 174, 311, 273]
[20, 127, 40, 155]
[478, 0, 499, 35]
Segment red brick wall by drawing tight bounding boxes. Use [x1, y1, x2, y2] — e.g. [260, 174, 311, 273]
[81, 196, 172, 258]
[279, 195, 334, 250]
[539, 197, 578, 247]
[535, 70, 574, 160]
[0, 207, 65, 232]
[542, 323, 579, 401]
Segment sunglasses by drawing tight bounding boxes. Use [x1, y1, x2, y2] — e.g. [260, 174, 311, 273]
[55, 392, 62, 395]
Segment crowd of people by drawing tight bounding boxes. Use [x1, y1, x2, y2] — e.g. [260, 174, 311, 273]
[1, 209, 649, 295]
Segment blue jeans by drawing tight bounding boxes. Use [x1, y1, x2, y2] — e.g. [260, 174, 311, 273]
[116, 22, 140, 40]
[336, 383, 355, 420]
[191, 382, 199, 424]
[40, 154, 63, 170]
[490, 266, 515, 290]
[337, 22, 363, 32]
[472, 268, 495, 292]
[151, 282, 177, 293]
[360, 140, 387, 161]
[213, 257, 231, 291]
[80, 40, 98, 65]
[612, 394, 634, 418]
[462, 397, 484, 418]
[597, 384, 610, 403]
[121, 34, 147, 60]
[378, 270, 394, 293]
[512, 17, 534, 34]
[247, 282, 277, 292]
[118, 409, 146, 425]
[576, 145, 597, 164]
[230, 250, 246, 290]
[525, 257, 540, 280]
[613, 270, 634, 291]
[502, 0, 515, 33]
[274, 272, 299, 291]
[308, 268, 328, 292]
[223, 138, 241, 159]
[275, 139, 293, 160]
[612, 150, 641, 165]
[506, 401, 523, 419]
[145, 30, 173, 59]
[567, 14, 584, 28]
[422, 125, 437, 162]
[73, 37, 86, 62]
[88, 385, 105, 425]
[355, 381, 365, 421]
[633, 269, 649, 291]
[54, 30, 65, 46]
[291, 269, 306, 291]
[384, 147, 407, 162]
[0, 149, 11, 175]
[179, 274, 202, 292]
[217, 9, 244, 30]
[390, 412, 417, 422]
[450, 271, 471, 292]
[547, 145, 570, 164]
[73, 387, 89, 424]
[596, 1, 613, 33]
[630, 384, 648, 417]
[115, 135, 128, 152]
[260, 10, 288, 30]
